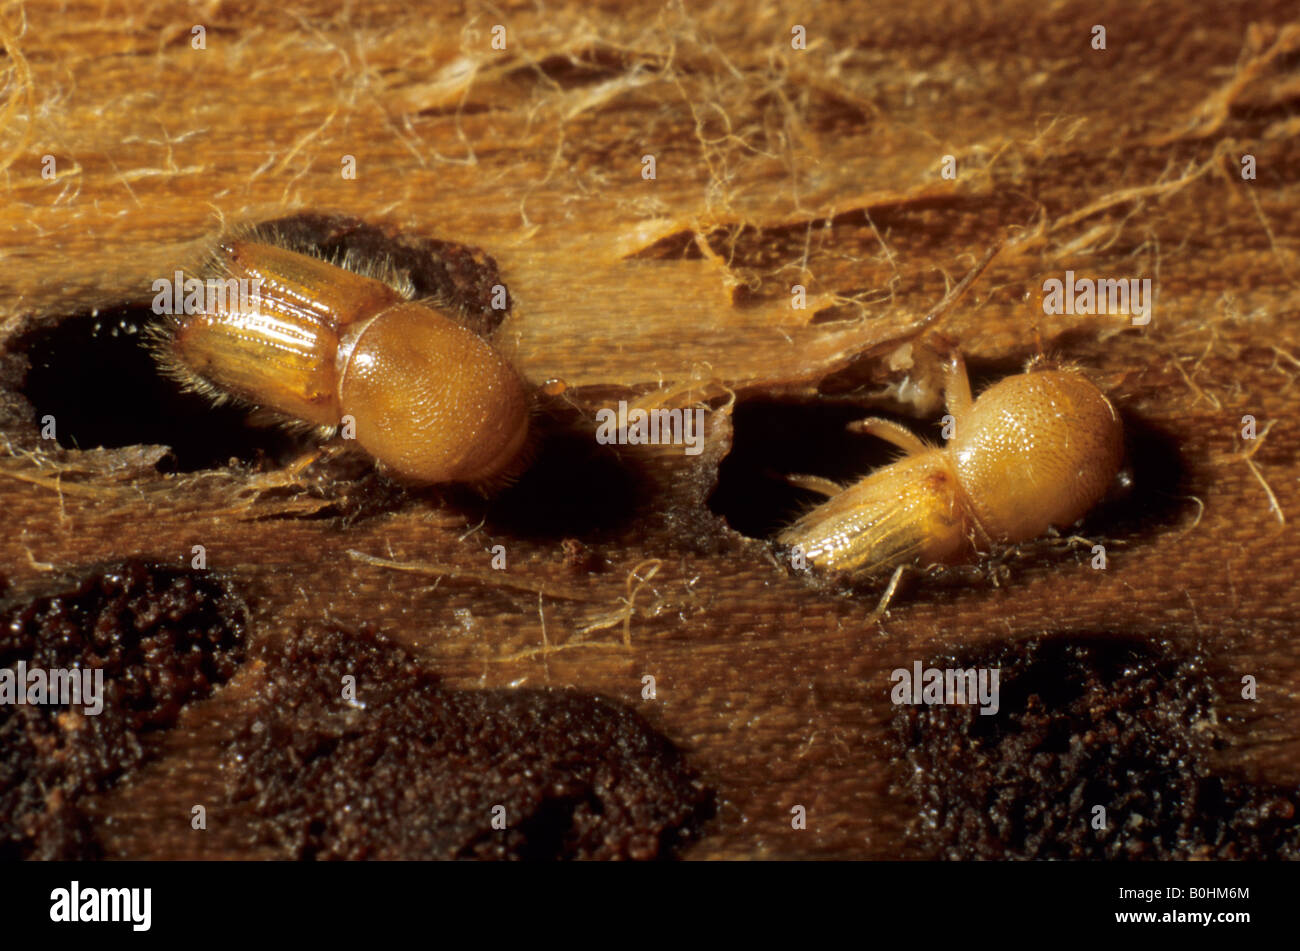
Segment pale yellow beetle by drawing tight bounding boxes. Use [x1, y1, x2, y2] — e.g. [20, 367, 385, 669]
[779, 346, 1125, 582]
[151, 235, 533, 489]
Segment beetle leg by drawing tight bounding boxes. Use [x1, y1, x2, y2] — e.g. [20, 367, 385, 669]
[846, 417, 929, 455]
[939, 347, 973, 419]
[784, 473, 845, 498]
[865, 564, 907, 627]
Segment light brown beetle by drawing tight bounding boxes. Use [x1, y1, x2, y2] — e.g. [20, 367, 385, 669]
[150, 235, 532, 488]
[779, 347, 1125, 580]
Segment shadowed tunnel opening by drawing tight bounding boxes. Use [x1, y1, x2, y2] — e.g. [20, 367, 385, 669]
[16, 307, 307, 473]
[706, 399, 914, 540]
[479, 424, 642, 540]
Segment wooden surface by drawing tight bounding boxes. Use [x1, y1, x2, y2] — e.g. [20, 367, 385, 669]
[2, 0, 1300, 859]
